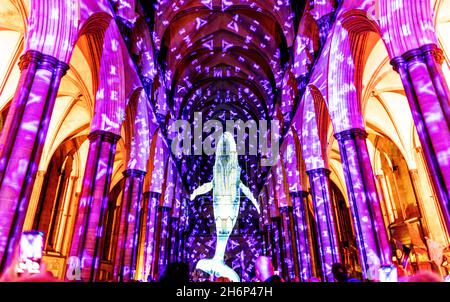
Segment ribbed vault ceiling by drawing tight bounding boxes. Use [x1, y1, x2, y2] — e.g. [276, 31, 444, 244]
[141, 0, 306, 192]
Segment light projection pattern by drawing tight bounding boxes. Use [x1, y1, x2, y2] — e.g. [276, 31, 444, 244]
[306, 168, 340, 282]
[282, 130, 302, 193]
[391, 47, 450, 231]
[68, 130, 120, 281]
[334, 129, 392, 279]
[127, 90, 152, 171]
[189, 132, 260, 282]
[91, 23, 127, 135]
[26, 0, 78, 63]
[290, 191, 313, 282]
[0, 50, 69, 271]
[378, 0, 438, 58]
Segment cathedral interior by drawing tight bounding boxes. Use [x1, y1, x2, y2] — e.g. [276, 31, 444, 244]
[0, 0, 449, 282]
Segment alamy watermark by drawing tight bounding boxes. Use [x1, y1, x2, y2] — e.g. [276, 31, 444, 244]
[169, 112, 280, 166]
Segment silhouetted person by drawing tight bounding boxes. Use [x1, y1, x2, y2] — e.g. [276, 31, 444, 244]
[255, 256, 283, 282]
[332, 263, 360, 282]
[159, 262, 190, 283]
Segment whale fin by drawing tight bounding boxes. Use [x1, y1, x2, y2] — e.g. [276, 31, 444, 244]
[239, 182, 260, 214]
[190, 181, 213, 200]
[196, 259, 240, 282]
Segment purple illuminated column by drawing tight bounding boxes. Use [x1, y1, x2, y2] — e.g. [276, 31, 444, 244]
[290, 191, 313, 282]
[269, 215, 283, 275]
[262, 224, 272, 257]
[68, 130, 120, 281]
[279, 206, 299, 281]
[334, 128, 392, 279]
[306, 168, 340, 281]
[113, 169, 146, 281]
[139, 191, 150, 279]
[168, 216, 180, 263]
[143, 191, 160, 281]
[259, 192, 272, 256]
[176, 197, 189, 263]
[153, 205, 171, 279]
[0, 50, 69, 271]
[391, 44, 450, 231]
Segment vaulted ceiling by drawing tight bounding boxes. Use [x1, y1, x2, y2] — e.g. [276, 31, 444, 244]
[141, 0, 306, 192]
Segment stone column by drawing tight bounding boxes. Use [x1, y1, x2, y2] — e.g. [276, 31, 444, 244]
[279, 206, 299, 281]
[306, 168, 340, 281]
[391, 44, 450, 231]
[114, 169, 146, 281]
[143, 191, 161, 281]
[269, 216, 283, 275]
[290, 191, 313, 281]
[0, 50, 69, 271]
[334, 128, 392, 279]
[68, 130, 120, 281]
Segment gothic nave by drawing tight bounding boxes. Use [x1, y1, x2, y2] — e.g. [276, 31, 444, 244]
[0, 0, 449, 283]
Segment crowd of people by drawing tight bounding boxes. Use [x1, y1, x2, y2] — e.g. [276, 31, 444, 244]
[0, 254, 445, 282]
[156, 256, 445, 283]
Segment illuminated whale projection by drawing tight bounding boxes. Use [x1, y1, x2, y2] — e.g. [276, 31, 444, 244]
[190, 132, 260, 282]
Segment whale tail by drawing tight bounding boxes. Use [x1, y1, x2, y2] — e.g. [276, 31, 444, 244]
[196, 259, 240, 282]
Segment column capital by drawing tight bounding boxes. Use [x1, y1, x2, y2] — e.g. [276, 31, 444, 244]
[18, 50, 41, 71]
[402, 47, 426, 65]
[55, 60, 70, 76]
[39, 54, 60, 73]
[420, 44, 445, 65]
[306, 168, 331, 177]
[88, 130, 121, 143]
[316, 11, 334, 30]
[391, 43, 444, 71]
[390, 55, 406, 73]
[18, 50, 70, 74]
[334, 128, 368, 142]
[122, 169, 147, 178]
